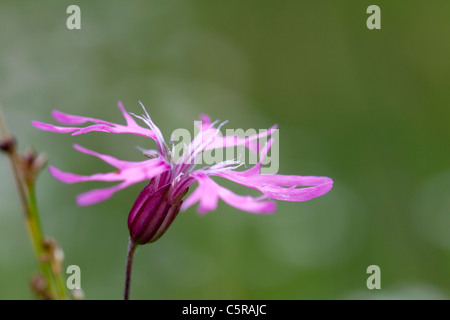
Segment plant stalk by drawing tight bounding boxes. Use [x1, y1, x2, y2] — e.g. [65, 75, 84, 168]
[0, 103, 67, 299]
[124, 239, 138, 300]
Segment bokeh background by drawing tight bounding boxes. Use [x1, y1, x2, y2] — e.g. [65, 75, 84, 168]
[1, 0, 449, 300]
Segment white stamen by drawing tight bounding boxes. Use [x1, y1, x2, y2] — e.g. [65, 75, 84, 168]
[131, 106, 169, 157]
[172, 172, 184, 186]
[136, 146, 160, 158]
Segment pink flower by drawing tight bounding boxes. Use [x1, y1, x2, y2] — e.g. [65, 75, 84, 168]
[33, 102, 333, 244]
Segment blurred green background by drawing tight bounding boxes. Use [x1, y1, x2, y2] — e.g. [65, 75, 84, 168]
[1, 0, 449, 300]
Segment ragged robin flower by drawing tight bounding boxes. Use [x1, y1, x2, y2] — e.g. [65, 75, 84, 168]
[33, 101, 333, 299]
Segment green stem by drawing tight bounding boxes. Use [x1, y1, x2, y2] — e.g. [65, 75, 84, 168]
[27, 183, 67, 300]
[26, 184, 44, 256]
[124, 239, 138, 300]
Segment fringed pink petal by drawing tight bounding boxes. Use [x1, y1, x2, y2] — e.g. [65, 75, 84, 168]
[215, 168, 333, 202]
[210, 137, 333, 202]
[203, 124, 278, 153]
[52, 110, 114, 126]
[72, 144, 170, 176]
[181, 174, 276, 214]
[117, 101, 140, 127]
[217, 187, 276, 214]
[189, 114, 277, 158]
[32, 121, 81, 134]
[76, 182, 131, 206]
[72, 144, 136, 169]
[49, 165, 123, 183]
[34, 102, 157, 139]
[47, 146, 171, 205]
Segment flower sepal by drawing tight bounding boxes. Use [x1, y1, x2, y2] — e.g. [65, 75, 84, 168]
[128, 180, 189, 245]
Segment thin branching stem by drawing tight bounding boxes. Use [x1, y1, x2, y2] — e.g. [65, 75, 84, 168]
[0, 103, 67, 299]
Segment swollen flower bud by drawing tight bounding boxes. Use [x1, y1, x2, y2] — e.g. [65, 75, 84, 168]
[128, 179, 189, 245]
